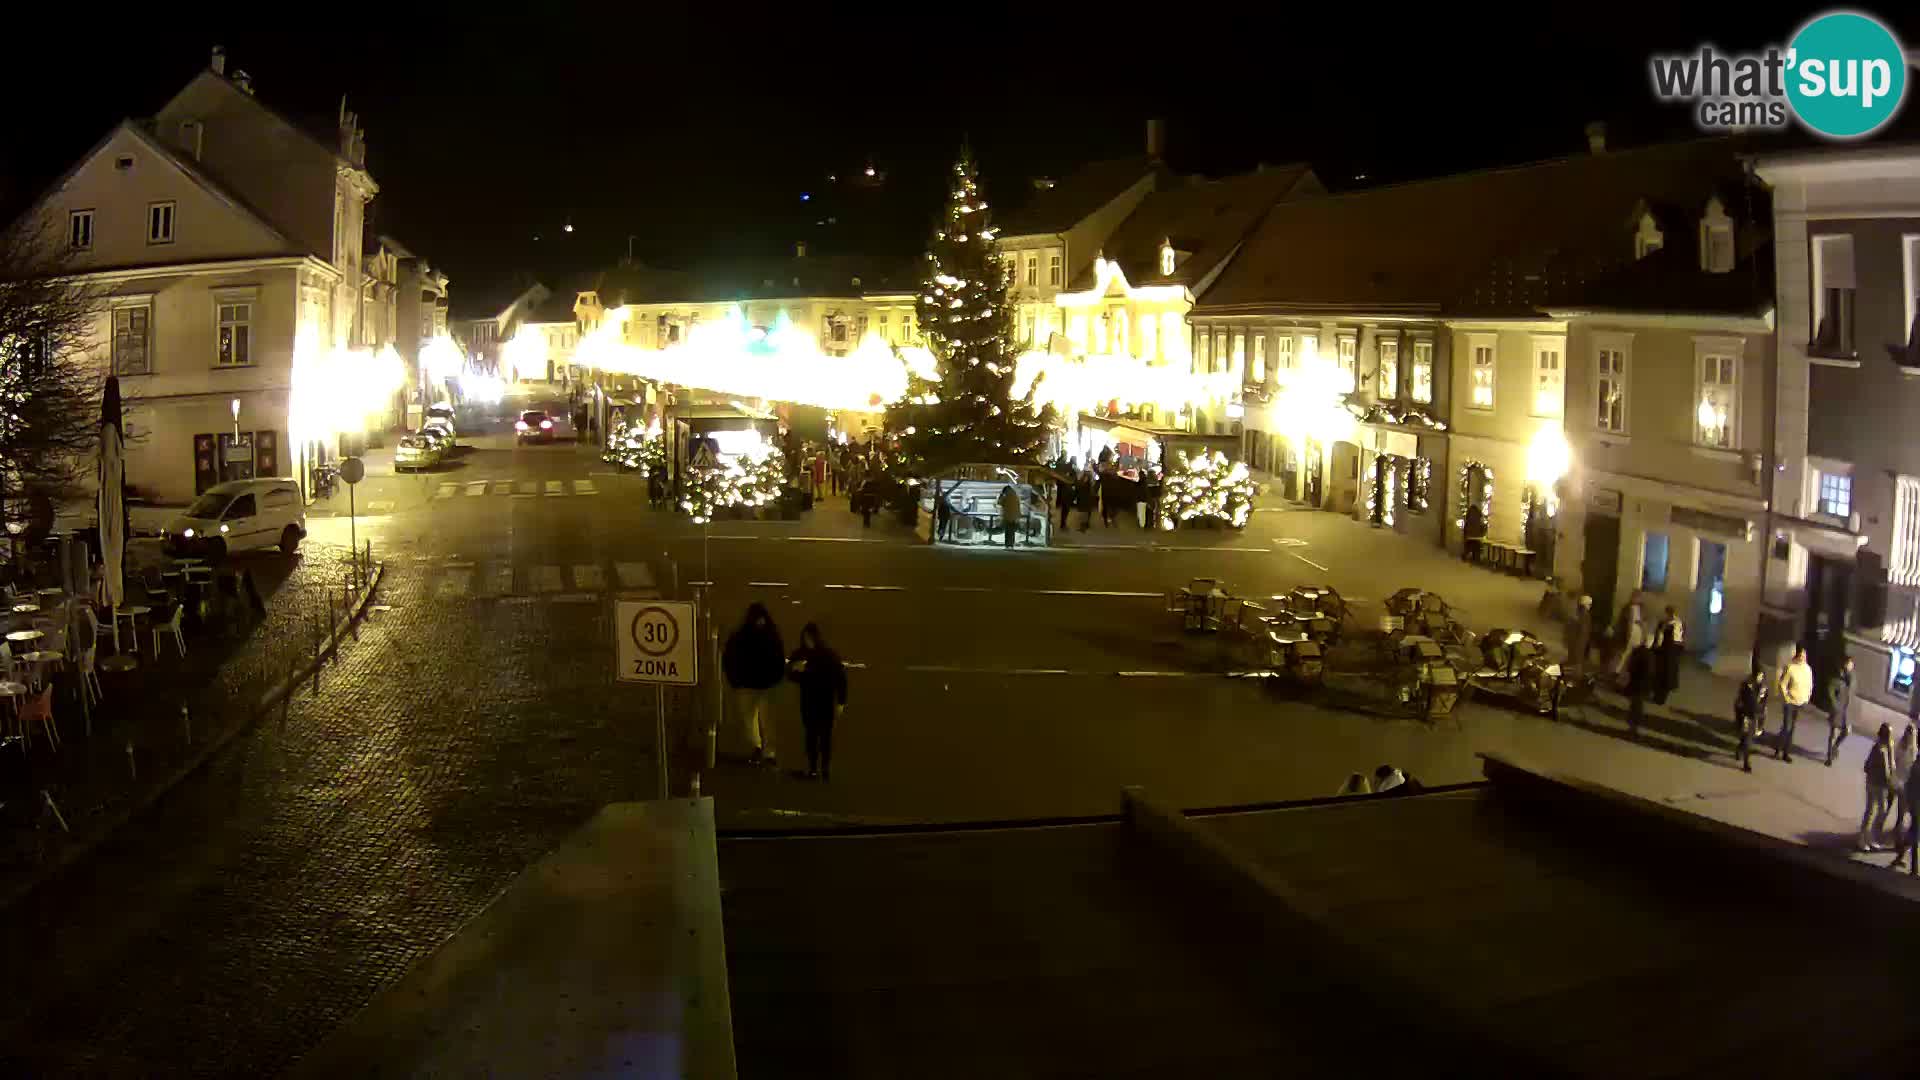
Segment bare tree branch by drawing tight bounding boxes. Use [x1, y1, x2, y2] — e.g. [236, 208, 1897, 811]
[0, 221, 106, 524]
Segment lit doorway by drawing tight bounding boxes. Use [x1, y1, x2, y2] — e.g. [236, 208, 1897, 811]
[1691, 539, 1727, 662]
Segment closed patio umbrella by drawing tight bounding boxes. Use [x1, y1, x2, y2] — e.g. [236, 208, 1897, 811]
[98, 376, 125, 612]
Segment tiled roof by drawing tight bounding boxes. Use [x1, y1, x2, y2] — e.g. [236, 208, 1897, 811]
[1068, 165, 1317, 295]
[1198, 139, 1770, 318]
[996, 156, 1162, 237]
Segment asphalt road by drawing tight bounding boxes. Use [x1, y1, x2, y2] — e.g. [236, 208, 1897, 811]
[0, 392, 1564, 1076]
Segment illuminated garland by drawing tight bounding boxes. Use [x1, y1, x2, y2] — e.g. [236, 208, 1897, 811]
[1407, 457, 1431, 513]
[1157, 450, 1255, 530]
[1366, 454, 1397, 528]
[1455, 461, 1492, 530]
[602, 420, 667, 477]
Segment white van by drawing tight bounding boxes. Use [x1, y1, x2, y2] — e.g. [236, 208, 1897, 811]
[163, 478, 307, 559]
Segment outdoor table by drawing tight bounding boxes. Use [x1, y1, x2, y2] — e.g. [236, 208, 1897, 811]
[173, 557, 204, 568]
[35, 588, 64, 601]
[1512, 546, 1537, 576]
[11, 603, 38, 615]
[1179, 586, 1229, 633]
[18, 650, 61, 687]
[0, 679, 27, 734]
[6, 629, 44, 646]
[111, 606, 151, 653]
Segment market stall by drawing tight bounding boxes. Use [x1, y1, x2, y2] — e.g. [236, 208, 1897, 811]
[916, 463, 1053, 548]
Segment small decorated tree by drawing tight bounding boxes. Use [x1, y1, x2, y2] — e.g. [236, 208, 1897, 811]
[887, 149, 1054, 471]
[1157, 450, 1255, 530]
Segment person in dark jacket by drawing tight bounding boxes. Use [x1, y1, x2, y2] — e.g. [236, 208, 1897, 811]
[856, 477, 879, 528]
[1826, 655, 1855, 766]
[1563, 594, 1594, 671]
[1625, 642, 1654, 737]
[1892, 747, 1920, 874]
[786, 623, 848, 780]
[1076, 470, 1096, 532]
[1099, 468, 1120, 528]
[722, 603, 786, 764]
[1649, 606, 1684, 705]
[1733, 662, 1769, 773]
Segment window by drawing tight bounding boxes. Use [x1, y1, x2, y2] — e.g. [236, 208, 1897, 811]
[1213, 330, 1228, 374]
[1468, 334, 1496, 410]
[1818, 472, 1853, 518]
[1634, 211, 1664, 259]
[1252, 335, 1267, 384]
[224, 493, 257, 520]
[1194, 327, 1209, 371]
[147, 201, 176, 244]
[1641, 532, 1670, 592]
[1275, 334, 1296, 372]
[1159, 242, 1175, 276]
[1596, 338, 1628, 433]
[1905, 235, 1920, 350]
[111, 305, 150, 375]
[1299, 333, 1319, 369]
[1811, 233, 1856, 357]
[1410, 340, 1433, 403]
[1699, 197, 1734, 273]
[1694, 339, 1741, 448]
[217, 303, 252, 366]
[1021, 313, 1033, 344]
[1335, 334, 1357, 392]
[1003, 258, 1017, 284]
[69, 209, 94, 250]
[1230, 332, 1245, 376]
[1377, 338, 1399, 398]
[1530, 337, 1563, 417]
[1895, 477, 1920, 587]
[1048, 252, 1062, 286]
[1025, 256, 1038, 287]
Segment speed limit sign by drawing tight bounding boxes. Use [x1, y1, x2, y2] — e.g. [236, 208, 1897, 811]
[615, 600, 697, 685]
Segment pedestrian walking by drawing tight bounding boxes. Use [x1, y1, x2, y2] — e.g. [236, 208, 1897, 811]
[1609, 602, 1644, 683]
[1056, 476, 1074, 530]
[1733, 662, 1769, 773]
[1825, 655, 1855, 766]
[786, 623, 847, 781]
[1894, 745, 1920, 874]
[1076, 470, 1096, 532]
[857, 476, 878, 528]
[1142, 467, 1163, 530]
[1625, 641, 1653, 737]
[721, 603, 787, 765]
[1777, 647, 1814, 763]
[812, 450, 828, 500]
[1649, 606, 1684, 705]
[936, 487, 954, 542]
[1894, 723, 1919, 839]
[1099, 467, 1119, 528]
[997, 484, 1022, 549]
[1861, 722, 1896, 851]
[1564, 595, 1594, 671]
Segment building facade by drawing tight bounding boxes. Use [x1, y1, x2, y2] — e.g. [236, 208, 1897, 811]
[995, 153, 1161, 351]
[1756, 147, 1920, 712]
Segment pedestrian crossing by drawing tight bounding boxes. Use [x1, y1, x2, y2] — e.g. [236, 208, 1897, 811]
[433, 478, 602, 499]
[420, 556, 658, 600]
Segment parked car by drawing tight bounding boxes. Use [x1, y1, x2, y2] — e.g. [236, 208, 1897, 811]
[423, 403, 457, 444]
[394, 433, 445, 472]
[162, 478, 306, 559]
[515, 410, 555, 444]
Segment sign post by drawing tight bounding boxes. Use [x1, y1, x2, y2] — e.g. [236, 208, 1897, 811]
[615, 598, 698, 799]
[339, 456, 366, 589]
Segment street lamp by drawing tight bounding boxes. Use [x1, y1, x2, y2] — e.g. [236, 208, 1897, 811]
[230, 398, 241, 439]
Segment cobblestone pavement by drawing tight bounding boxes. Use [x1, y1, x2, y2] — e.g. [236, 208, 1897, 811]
[0, 561, 664, 1077]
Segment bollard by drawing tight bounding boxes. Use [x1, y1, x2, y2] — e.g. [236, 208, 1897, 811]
[181, 703, 192, 744]
[40, 790, 69, 834]
[327, 592, 340, 664]
[125, 741, 136, 781]
[311, 610, 324, 696]
[346, 582, 359, 642]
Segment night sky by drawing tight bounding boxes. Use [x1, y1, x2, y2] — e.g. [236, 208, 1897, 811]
[3, 7, 1914, 314]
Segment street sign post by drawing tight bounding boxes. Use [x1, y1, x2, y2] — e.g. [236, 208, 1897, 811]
[339, 456, 365, 589]
[615, 599, 698, 799]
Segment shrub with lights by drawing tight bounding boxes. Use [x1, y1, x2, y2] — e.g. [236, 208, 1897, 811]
[603, 419, 666, 477]
[680, 447, 787, 524]
[886, 149, 1055, 472]
[1157, 450, 1255, 530]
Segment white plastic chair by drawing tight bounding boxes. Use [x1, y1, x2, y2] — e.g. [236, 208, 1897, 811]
[79, 644, 101, 705]
[85, 606, 112, 654]
[152, 605, 186, 660]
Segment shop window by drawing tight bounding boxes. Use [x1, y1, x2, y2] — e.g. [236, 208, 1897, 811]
[1641, 531, 1670, 592]
[1893, 649, 1916, 696]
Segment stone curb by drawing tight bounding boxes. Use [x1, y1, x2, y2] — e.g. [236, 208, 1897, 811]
[0, 561, 386, 915]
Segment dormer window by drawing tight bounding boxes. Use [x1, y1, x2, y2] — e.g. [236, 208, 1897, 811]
[1699, 196, 1735, 274]
[1634, 211, 1664, 260]
[1159, 239, 1176, 277]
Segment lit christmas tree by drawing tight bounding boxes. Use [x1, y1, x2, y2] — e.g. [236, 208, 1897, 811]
[888, 149, 1055, 470]
[679, 447, 786, 524]
[1157, 450, 1255, 530]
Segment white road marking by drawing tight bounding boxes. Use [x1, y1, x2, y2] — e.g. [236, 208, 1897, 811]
[550, 593, 597, 603]
[1012, 668, 1070, 675]
[530, 565, 563, 593]
[465, 481, 487, 497]
[942, 586, 992, 592]
[1118, 671, 1195, 678]
[515, 480, 538, 495]
[1290, 551, 1331, 573]
[704, 535, 762, 541]
[573, 479, 598, 495]
[571, 564, 606, 591]
[1272, 538, 1308, 547]
[748, 581, 789, 587]
[1032, 589, 1160, 598]
[544, 480, 565, 497]
[1153, 545, 1270, 553]
[434, 484, 458, 500]
[788, 536, 885, 543]
[366, 499, 396, 514]
[615, 562, 654, 589]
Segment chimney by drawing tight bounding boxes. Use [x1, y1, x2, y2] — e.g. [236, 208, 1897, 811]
[233, 70, 254, 95]
[795, 241, 807, 258]
[210, 46, 226, 76]
[1585, 121, 1607, 154]
[1146, 117, 1166, 161]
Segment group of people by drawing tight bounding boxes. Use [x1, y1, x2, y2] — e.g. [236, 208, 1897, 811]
[1053, 457, 1162, 533]
[722, 603, 849, 781]
[801, 439, 890, 527]
[1563, 593, 1691, 735]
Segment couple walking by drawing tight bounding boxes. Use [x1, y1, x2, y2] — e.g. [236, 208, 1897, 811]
[722, 603, 848, 780]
